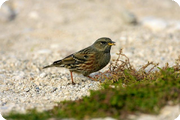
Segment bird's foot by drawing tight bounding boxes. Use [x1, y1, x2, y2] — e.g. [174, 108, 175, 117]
[67, 82, 76, 85]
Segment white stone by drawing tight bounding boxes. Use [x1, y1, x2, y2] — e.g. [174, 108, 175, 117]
[0, 3, 16, 22]
[37, 49, 52, 54]
[24, 88, 30, 92]
[39, 72, 47, 78]
[142, 17, 168, 32]
[12, 71, 25, 81]
[28, 11, 39, 19]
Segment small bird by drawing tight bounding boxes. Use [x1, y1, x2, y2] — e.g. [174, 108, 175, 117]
[43, 37, 115, 84]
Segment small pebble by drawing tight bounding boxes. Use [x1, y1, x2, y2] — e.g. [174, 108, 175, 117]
[24, 88, 30, 92]
[39, 72, 47, 78]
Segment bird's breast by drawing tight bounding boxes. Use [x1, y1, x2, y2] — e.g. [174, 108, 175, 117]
[96, 52, 110, 69]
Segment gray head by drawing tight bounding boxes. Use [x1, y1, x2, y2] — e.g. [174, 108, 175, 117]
[92, 37, 115, 53]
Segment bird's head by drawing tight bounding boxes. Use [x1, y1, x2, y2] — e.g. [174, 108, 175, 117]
[92, 37, 115, 53]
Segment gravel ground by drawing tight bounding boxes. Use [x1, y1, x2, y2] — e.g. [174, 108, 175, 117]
[0, 0, 180, 119]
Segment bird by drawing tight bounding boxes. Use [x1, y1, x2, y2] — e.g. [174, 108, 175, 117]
[43, 37, 115, 84]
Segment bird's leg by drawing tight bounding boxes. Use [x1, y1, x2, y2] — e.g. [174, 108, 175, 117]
[70, 71, 75, 85]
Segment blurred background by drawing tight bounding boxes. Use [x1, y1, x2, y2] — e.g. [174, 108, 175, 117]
[0, 0, 180, 67]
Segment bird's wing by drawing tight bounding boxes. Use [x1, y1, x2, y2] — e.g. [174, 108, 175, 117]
[52, 47, 96, 68]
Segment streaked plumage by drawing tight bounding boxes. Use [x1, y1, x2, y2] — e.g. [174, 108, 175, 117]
[43, 37, 115, 84]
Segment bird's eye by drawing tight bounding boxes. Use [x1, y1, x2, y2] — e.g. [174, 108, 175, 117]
[100, 41, 106, 44]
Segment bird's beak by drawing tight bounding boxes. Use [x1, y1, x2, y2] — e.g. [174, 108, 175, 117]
[108, 41, 115, 46]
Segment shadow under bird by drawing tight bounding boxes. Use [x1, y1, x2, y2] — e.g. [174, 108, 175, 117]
[43, 37, 115, 84]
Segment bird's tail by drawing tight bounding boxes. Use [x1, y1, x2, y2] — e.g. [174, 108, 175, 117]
[43, 60, 62, 69]
[42, 64, 54, 69]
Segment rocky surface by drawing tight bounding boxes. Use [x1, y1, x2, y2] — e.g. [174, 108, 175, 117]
[0, 0, 180, 119]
